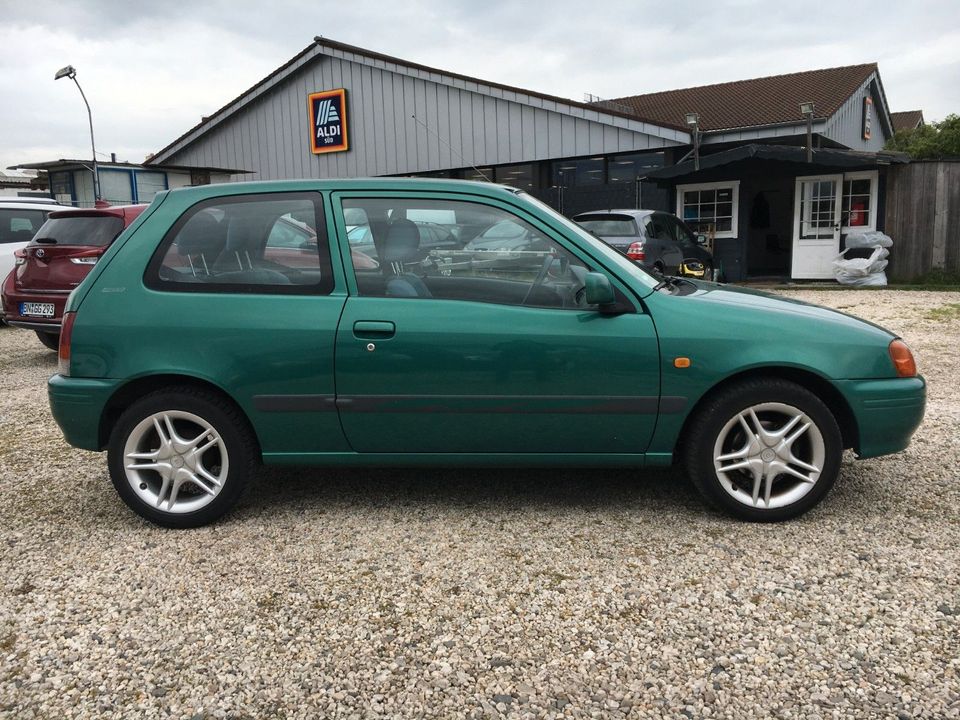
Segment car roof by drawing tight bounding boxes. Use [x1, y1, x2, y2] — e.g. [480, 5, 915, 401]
[162, 177, 526, 203]
[0, 199, 72, 211]
[573, 209, 656, 220]
[0, 196, 60, 205]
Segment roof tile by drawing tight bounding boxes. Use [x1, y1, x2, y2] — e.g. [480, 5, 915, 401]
[602, 64, 878, 132]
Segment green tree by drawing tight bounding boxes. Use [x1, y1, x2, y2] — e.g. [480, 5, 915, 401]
[885, 114, 960, 159]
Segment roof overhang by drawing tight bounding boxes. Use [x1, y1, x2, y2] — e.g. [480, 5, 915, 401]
[645, 143, 910, 182]
[10, 159, 252, 175]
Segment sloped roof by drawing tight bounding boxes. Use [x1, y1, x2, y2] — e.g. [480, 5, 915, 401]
[891, 110, 924, 132]
[602, 64, 879, 132]
[149, 37, 686, 165]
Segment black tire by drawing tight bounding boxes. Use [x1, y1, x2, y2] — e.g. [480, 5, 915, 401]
[107, 387, 258, 528]
[683, 378, 842, 522]
[35, 330, 60, 351]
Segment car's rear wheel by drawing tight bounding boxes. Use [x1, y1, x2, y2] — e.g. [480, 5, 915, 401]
[35, 330, 59, 351]
[107, 387, 257, 528]
[683, 379, 842, 521]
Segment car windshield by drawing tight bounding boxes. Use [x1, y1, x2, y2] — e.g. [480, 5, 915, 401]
[517, 193, 659, 289]
[34, 215, 124, 247]
[575, 216, 639, 237]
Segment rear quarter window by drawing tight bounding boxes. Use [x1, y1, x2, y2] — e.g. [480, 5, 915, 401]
[145, 193, 334, 295]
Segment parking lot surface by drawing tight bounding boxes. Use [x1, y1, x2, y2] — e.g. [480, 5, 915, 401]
[1, 289, 958, 719]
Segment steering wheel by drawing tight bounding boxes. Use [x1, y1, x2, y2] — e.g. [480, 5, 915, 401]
[521, 253, 555, 306]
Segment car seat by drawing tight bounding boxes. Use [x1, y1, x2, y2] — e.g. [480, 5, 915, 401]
[175, 212, 226, 277]
[382, 219, 431, 298]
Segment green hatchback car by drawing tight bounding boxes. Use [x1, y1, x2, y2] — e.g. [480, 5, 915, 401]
[47, 179, 925, 527]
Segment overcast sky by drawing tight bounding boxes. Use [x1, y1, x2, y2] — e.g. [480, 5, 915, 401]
[2, 0, 958, 171]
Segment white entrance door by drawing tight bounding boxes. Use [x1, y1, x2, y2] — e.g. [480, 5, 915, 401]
[791, 174, 843, 279]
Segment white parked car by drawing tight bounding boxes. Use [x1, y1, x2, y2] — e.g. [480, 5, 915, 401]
[0, 198, 72, 283]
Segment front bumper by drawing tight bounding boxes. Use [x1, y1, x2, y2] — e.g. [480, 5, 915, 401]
[48, 374, 123, 451]
[839, 376, 926, 458]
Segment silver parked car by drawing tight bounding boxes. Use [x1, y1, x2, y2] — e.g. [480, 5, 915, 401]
[573, 209, 713, 277]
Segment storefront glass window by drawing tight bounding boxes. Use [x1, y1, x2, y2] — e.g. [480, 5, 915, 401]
[495, 164, 536, 191]
[607, 152, 665, 184]
[551, 157, 605, 187]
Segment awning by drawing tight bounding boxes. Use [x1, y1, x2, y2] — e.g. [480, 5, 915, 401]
[645, 143, 910, 181]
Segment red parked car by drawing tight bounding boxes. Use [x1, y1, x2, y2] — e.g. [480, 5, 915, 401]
[1, 204, 147, 349]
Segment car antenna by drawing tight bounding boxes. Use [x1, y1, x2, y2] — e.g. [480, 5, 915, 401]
[410, 114, 491, 182]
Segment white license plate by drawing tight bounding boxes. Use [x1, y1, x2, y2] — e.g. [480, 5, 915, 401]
[19, 302, 55, 318]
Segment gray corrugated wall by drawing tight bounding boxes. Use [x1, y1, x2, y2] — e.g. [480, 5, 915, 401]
[161, 54, 682, 181]
[822, 77, 889, 152]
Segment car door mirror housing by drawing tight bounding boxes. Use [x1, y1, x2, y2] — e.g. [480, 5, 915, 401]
[585, 272, 616, 307]
[697, 234, 707, 245]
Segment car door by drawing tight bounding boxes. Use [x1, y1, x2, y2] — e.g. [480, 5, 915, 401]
[331, 192, 661, 455]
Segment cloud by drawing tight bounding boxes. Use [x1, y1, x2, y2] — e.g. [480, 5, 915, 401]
[2, 0, 958, 170]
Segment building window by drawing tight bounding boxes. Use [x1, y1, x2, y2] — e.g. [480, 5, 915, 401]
[841, 171, 878, 232]
[552, 157, 605, 188]
[99, 169, 134, 205]
[50, 171, 73, 205]
[495, 163, 536, 191]
[676, 181, 739, 238]
[463, 167, 493, 182]
[135, 172, 167, 203]
[607, 152, 665, 184]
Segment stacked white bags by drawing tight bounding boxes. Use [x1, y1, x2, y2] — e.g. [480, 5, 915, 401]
[833, 231, 893, 286]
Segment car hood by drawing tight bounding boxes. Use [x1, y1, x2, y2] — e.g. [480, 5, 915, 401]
[645, 281, 901, 380]
[693, 283, 894, 336]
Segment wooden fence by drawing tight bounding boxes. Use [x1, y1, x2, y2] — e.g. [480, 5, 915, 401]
[884, 160, 960, 281]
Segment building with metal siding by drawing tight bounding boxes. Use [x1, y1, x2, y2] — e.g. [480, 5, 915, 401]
[139, 38, 916, 282]
[150, 38, 689, 183]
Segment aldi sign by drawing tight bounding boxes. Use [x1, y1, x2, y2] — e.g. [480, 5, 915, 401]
[308, 88, 349, 154]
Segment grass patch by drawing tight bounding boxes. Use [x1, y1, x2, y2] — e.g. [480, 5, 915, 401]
[926, 303, 960, 321]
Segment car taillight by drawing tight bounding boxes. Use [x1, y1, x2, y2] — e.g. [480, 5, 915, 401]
[58, 312, 76, 377]
[626, 241, 645, 261]
[888, 339, 917, 378]
[14, 249, 26, 266]
[68, 247, 107, 265]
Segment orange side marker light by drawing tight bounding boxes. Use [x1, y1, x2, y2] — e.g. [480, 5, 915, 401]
[674, 357, 691, 369]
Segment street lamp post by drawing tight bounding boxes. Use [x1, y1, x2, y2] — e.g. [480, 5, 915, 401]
[800, 102, 816, 163]
[685, 112, 700, 171]
[55, 65, 100, 202]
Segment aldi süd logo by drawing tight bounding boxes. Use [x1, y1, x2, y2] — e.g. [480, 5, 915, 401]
[308, 89, 349, 154]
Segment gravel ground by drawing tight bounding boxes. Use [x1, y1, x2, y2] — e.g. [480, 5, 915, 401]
[1, 289, 958, 720]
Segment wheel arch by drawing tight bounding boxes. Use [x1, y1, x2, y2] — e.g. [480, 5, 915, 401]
[98, 373, 262, 458]
[673, 366, 859, 461]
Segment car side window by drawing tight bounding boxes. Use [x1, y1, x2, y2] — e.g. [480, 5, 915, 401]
[147, 193, 334, 294]
[342, 197, 596, 310]
[644, 219, 660, 240]
[0, 209, 46, 244]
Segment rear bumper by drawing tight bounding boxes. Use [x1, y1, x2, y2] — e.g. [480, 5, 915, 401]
[48, 374, 122, 451]
[7, 320, 62, 333]
[1, 274, 71, 328]
[839, 376, 926, 458]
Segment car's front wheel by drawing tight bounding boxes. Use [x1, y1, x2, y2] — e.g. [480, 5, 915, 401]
[107, 387, 257, 528]
[683, 379, 842, 521]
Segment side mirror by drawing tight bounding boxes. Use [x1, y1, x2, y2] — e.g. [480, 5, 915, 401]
[585, 272, 616, 306]
[697, 234, 707, 245]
